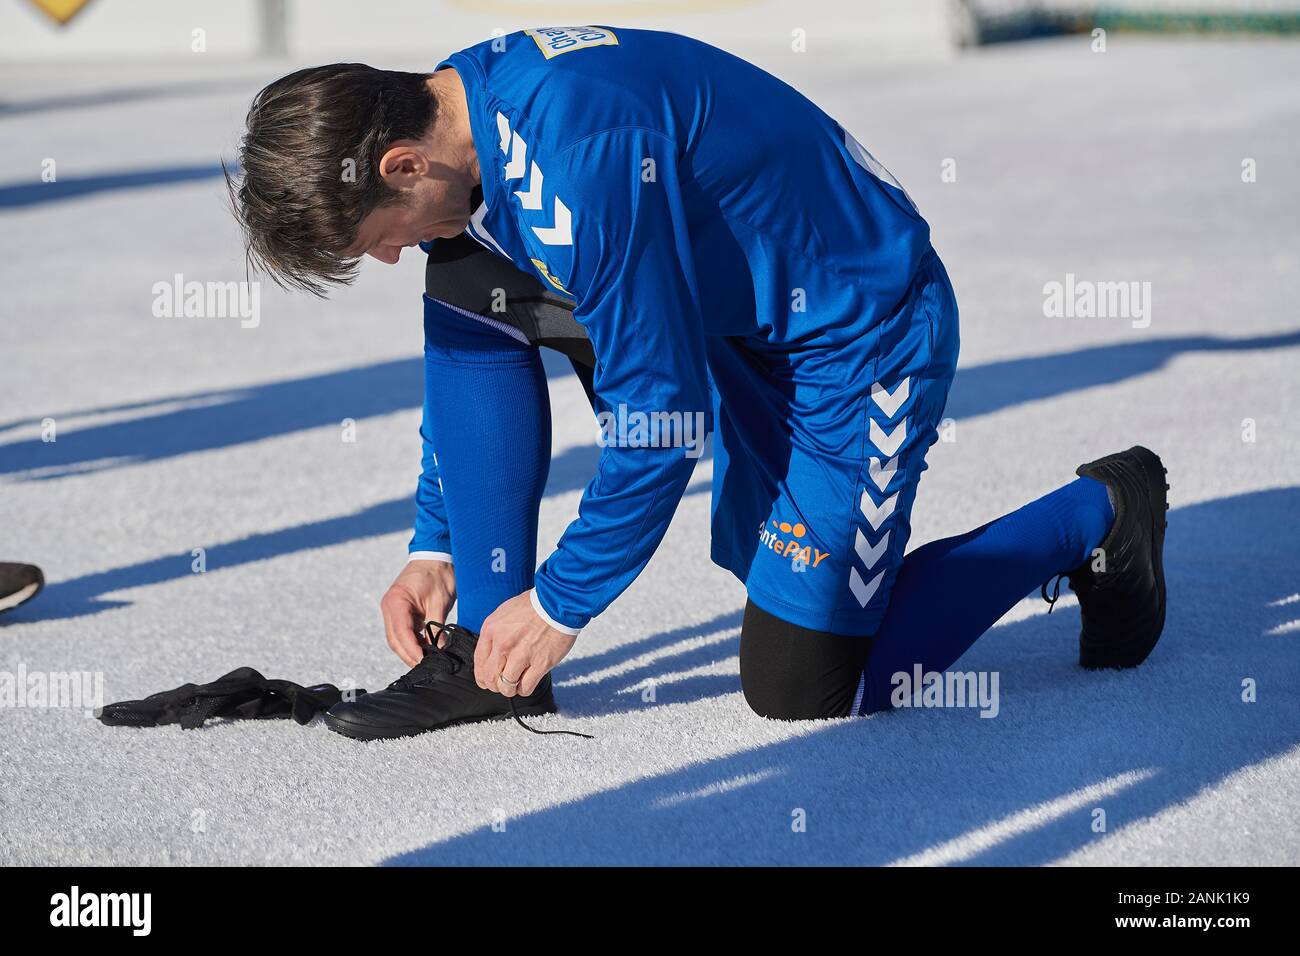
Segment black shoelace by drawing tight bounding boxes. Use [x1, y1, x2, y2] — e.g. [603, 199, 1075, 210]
[1041, 574, 1067, 613]
[418, 622, 593, 740]
[505, 699, 593, 739]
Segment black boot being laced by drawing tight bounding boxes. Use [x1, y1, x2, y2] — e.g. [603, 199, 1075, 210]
[324, 622, 589, 741]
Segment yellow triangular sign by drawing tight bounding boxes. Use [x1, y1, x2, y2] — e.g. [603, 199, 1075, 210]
[29, 0, 94, 26]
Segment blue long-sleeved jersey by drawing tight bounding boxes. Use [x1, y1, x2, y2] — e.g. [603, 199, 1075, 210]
[412, 26, 931, 631]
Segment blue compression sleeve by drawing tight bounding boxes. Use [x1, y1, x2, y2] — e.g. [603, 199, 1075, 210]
[409, 394, 453, 558]
[418, 296, 552, 633]
[858, 476, 1114, 713]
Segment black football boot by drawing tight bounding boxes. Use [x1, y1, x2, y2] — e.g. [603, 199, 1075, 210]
[0, 562, 44, 615]
[1044, 446, 1169, 669]
[323, 622, 562, 741]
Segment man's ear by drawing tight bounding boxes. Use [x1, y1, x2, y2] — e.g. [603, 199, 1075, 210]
[377, 143, 427, 189]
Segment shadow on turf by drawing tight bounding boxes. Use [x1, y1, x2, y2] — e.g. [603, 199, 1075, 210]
[552, 608, 744, 717]
[943, 330, 1300, 420]
[3, 331, 1297, 482]
[383, 487, 1300, 866]
[0, 351, 577, 480]
[0, 401, 713, 624]
[6, 331, 1298, 627]
[0, 77, 258, 117]
[0, 162, 231, 210]
[0, 439, 605, 623]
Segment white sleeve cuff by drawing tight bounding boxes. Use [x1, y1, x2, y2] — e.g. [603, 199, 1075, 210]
[407, 551, 453, 565]
[530, 588, 582, 637]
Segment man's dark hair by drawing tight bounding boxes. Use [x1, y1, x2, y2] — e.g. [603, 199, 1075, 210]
[227, 63, 437, 296]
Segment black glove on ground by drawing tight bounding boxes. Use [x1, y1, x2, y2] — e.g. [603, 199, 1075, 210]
[98, 668, 365, 729]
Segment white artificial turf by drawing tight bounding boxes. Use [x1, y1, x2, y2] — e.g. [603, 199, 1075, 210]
[1, 37, 1297, 866]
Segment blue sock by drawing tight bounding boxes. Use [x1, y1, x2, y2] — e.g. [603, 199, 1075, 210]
[422, 315, 552, 634]
[858, 476, 1114, 713]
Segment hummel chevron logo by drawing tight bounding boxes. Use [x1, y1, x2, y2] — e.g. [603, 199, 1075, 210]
[869, 418, 907, 458]
[469, 203, 510, 259]
[859, 490, 897, 531]
[496, 112, 511, 153]
[871, 378, 910, 418]
[849, 567, 885, 608]
[854, 528, 891, 570]
[493, 111, 573, 246]
[504, 132, 528, 180]
[868, 455, 898, 493]
[532, 197, 572, 246]
[515, 161, 544, 210]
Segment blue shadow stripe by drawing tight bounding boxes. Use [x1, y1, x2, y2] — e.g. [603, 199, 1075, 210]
[0, 162, 231, 209]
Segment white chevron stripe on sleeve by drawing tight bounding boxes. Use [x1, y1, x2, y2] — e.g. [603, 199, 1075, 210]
[869, 418, 907, 458]
[854, 528, 891, 570]
[467, 203, 511, 259]
[514, 161, 544, 210]
[859, 491, 898, 531]
[532, 197, 573, 246]
[871, 378, 910, 418]
[849, 567, 885, 608]
[868, 455, 898, 493]
[496, 112, 511, 153]
[504, 132, 528, 180]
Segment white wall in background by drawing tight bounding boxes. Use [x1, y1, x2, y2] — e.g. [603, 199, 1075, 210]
[0, 0, 960, 62]
[0, 0, 263, 58]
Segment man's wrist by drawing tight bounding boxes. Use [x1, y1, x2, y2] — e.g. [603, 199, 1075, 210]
[407, 550, 453, 565]
[529, 589, 582, 637]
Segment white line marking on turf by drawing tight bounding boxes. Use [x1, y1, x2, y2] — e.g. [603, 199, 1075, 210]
[652, 769, 783, 808]
[991, 592, 1078, 627]
[557, 626, 740, 687]
[886, 768, 1158, 867]
[618, 657, 738, 695]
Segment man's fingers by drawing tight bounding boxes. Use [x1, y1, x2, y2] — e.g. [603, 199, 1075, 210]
[517, 665, 544, 698]
[473, 629, 496, 690]
[481, 645, 508, 694]
[423, 593, 455, 648]
[497, 656, 527, 698]
[381, 595, 423, 667]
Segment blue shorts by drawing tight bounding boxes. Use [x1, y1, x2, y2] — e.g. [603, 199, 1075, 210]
[707, 249, 960, 636]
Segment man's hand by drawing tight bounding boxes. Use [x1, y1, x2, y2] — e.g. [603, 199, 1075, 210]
[380, 560, 457, 667]
[475, 591, 577, 697]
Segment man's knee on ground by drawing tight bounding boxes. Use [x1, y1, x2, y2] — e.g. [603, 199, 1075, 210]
[739, 600, 870, 720]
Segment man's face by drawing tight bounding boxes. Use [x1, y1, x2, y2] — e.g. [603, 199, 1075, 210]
[340, 68, 479, 268]
[348, 175, 475, 265]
